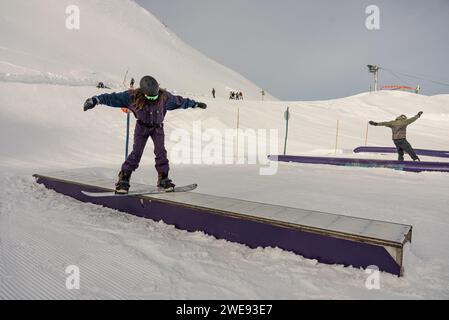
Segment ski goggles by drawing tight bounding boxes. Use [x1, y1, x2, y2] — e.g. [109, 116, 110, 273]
[145, 94, 159, 101]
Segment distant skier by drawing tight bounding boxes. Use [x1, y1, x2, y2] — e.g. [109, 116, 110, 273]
[83, 75, 207, 194]
[130, 78, 135, 89]
[212, 88, 215, 99]
[369, 111, 423, 161]
[96, 82, 111, 89]
[97, 82, 105, 88]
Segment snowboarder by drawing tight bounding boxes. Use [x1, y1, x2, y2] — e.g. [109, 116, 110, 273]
[212, 88, 215, 99]
[369, 111, 423, 161]
[130, 78, 135, 89]
[83, 75, 207, 194]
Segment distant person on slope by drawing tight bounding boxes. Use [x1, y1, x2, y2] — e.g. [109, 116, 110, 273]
[83, 75, 207, 194]
[369, 111, 423, 161]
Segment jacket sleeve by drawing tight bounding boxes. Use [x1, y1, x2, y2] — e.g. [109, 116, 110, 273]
[406, 114, 420, 125]
[377, 120, 395, 128]
[95, 91, 132, 108]
[165, 91, 198, 111]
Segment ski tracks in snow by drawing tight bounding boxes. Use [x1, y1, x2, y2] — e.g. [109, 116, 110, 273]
[1, 172, 449, 299]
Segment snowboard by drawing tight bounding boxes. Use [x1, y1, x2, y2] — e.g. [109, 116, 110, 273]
[81, 183, 197, 197]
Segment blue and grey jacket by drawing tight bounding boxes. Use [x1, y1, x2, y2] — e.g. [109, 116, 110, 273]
[94, 90, 198, 125]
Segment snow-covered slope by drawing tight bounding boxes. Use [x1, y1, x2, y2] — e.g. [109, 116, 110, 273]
[2, 81, 449, 299]
[1, 83, 448, 170]
[1, 0, 449, 300]
[0, 0, 274, 100]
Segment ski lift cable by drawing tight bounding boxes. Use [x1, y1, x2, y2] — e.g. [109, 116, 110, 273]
[391, 69, 449, 82]
[381, 68, 414, 86]
[397, 72, 449, 87]
[381, 67, 449, 87]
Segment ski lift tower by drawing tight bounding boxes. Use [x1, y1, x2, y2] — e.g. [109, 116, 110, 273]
[367, 65, 380, 91]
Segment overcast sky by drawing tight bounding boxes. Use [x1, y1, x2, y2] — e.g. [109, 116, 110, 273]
[136, 0, 449, 100]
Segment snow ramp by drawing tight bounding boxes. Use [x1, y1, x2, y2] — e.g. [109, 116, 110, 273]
[34, 169, 412, 276]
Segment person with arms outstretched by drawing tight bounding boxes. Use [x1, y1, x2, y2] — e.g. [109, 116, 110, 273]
[369, 111, 423, 161]
[83, 75, 207, 194]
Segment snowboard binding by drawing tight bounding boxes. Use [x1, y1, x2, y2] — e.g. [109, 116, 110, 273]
[115, 170, 132, 194]
[157, 172, 175, 191]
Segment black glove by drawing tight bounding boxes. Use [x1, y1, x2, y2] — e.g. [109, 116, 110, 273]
[195, 102, 207, 109]
[84, 97, 99, 111]
[369, 121, 378, 126]
[417, 111, 423, 117]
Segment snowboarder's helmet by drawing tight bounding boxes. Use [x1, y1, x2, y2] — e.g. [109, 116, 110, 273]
[396, 114, 407, 120]
[140, 76, 159, 97]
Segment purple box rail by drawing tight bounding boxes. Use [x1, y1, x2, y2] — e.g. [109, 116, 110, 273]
[268, 155, 449, 173]
[33, 170, 413, 276]
[354, 146, 449, 158]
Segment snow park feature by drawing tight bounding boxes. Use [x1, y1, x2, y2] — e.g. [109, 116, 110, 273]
[268, 155, 449, 173]
[34, 170, 412, 277]
[354, 146, 449, 159]
[2, 0, 449, 301]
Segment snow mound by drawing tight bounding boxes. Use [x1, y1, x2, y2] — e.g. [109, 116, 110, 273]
[0, 0, 274, 100]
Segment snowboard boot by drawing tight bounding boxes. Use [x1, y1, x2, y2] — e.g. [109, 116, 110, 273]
[157, 172, 175, 190]
[115, 170, 132, 194]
